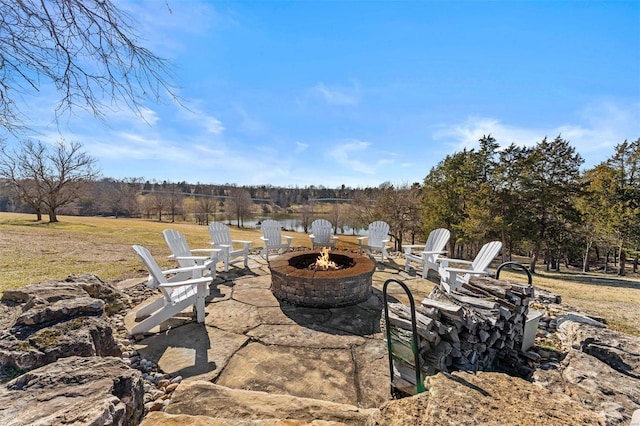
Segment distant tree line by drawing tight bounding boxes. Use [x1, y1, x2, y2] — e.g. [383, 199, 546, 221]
[1, 135, 638, 276]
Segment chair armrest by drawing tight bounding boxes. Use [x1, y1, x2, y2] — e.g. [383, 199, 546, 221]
[403, 244, 425, 254]
[190, 248, 222, 255]
[422, 250, 446, 255]
[442, 267, 489, 276]
[159, 276, 212, 288]
[438, 257, 473, 265]
[233, 240, 252, 244]
[162, 264, 207, 275]
[171, 255, 210, 261]
[381, 238, 390, 244]
[332, 236, 339, 241]
[234, 240, 251, 249]
[441, 267, 472, 274]
[357, 236, 367, 242]
[285, 236, 293, 241]
[211, 243, 231, 248]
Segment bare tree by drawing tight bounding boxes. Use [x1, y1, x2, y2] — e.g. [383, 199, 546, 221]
[166, 185, 184, 223]
[149, 189, 168, 222]
[300, 201, 313, 233]
[329, 203, 342, 234]
[0, 0, 175, 133]
[138, 194, 154, 220]
[0, 139, 99, 222]
[97, 177, 142, 218]
[347, 191, 377, 233]
[227, 186, 253, 227]
[375, 182, 422, 251]
[195, 192, 217, 225]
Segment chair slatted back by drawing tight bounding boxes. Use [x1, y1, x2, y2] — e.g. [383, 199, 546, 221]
[208, 222, 233, 247]
[367, 221, 390, 247]
[471, 241, 502, 273]
[261, 219, 284, 248]
[310, 219, 334, 245]
[425, 228, 450, 253]
[163, 229, 193, 268]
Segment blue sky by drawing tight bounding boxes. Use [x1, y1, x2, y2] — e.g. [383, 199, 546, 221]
[9, 0, 640, 188]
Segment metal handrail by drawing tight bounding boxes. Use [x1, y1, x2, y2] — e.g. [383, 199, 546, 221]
[496, 261, 532, 286]
[382, 278, 425, 395]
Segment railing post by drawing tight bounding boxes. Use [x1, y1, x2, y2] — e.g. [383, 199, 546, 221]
[382, 278, 426, 396]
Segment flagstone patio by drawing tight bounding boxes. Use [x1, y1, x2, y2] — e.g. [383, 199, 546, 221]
[123, 253, 434, 409]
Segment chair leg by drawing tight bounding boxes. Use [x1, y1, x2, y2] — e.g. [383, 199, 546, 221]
[196, 282, 206, 323]
[136, 297, 164, 319]
[131, 297, 194, 335]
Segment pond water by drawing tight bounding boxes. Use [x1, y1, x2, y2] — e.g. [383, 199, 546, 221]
[229, 216, 366, 236]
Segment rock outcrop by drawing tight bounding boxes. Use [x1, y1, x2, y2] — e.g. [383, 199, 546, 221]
[370, 371, 606, 426]
[1, 268, 638, 425]
[533, 318, 640, 425]
[0, 356, 144, 426]
[0, 274, 123, 371]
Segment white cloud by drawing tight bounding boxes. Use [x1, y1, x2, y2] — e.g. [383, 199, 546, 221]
[138, 108, 160, 126]
[203, 117, 225, 135]
[433, 117, 542, 151]
[432, 100, 640, 167]
[329, 139, 374, 174]
[314, 83, 359, 106]
[116, 0, 220, 53]
[233, 104, 266, 136]
[176, 105, 225, 136]
[295, 142, 309, 153]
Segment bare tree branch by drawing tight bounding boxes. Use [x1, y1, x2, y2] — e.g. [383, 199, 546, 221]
[0, 0, 176, 133]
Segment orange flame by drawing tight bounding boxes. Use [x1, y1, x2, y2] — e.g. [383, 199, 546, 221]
[314, 247, 338, 270]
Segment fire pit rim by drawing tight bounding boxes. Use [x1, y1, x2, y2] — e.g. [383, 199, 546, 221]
[268, 250, 376, 308]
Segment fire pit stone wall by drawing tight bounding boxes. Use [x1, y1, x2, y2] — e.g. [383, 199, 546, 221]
[269, 251, 376, 308]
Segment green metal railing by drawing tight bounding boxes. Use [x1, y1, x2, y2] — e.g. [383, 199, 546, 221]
[382, 278, 426, 396]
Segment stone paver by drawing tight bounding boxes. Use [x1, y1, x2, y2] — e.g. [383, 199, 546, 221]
[160, 381, 376, 425]
[128, 254, 430, 409]
[205, 299, 261, 334]
[321, 305, 382, 336]
[216, 342, 359, 405]
[134, 322, 249, 382]
[354, 339, 392, 408]
[233, 285, 280, 307]
[256, 305, 331, 325]
[247, 323, 366, 348]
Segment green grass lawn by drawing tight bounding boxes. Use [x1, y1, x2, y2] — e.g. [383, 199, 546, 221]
[1, 211, 638, 336]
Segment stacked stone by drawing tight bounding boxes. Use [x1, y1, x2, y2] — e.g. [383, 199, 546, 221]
[385, 276, 535, 394]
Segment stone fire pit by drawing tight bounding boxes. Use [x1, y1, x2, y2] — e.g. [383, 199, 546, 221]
[268, 250, 376, 308]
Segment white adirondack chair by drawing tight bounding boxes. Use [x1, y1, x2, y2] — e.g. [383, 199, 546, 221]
[131, 245, 211, 334]
[260, 219, 293, 261]
[403, 228, 451, 279]
[207, 222, 251, 272]
[309, 219, 338, 249]
[163, 229, 221, 280]
[358, 221, 390, 262]
[438, 241, 502, 293]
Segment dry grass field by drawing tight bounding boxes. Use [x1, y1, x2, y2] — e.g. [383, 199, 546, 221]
[1, 212, 639, 336]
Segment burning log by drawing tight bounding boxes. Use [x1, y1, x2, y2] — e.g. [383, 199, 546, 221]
[309, 247, 343, 270]
[383, 276, 535, 393]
